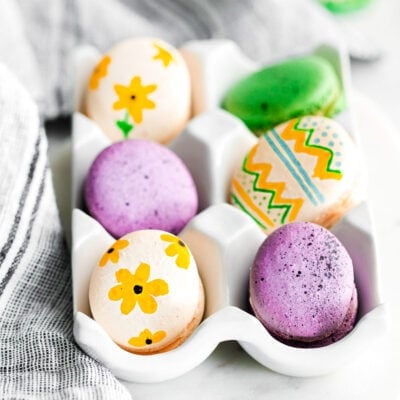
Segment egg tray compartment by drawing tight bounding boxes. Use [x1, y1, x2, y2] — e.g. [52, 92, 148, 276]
[71, 39, 387, 383]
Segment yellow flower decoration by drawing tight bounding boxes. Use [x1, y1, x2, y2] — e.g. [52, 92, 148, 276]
[99, 239, 129, 267]
[153, 43, 174, 67]
[128, 328, 166, 348]
[113, 77, 157, 124]
[108, 263, 168, 315]
[160, 234, 190, 269]
[88, 55, 111, 90]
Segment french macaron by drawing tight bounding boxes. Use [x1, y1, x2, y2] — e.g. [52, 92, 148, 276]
[320, 0, 373, 13]
[89, 230, 204, 354]
[84, 139, 198, 238]
[279, 287, 358, 348]
[249, 222, 358, 347]
[222, 55, 344, 134]
[85, 37, 191, 143]
[230, 115, 365, 234]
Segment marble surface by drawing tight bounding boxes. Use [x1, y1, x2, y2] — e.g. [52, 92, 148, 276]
[346, 0, 400, 118]
[45, 1, 400, 398]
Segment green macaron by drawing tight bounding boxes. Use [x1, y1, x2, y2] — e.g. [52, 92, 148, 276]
[221, 55, 344, 135]
[319, 0, 373, 14]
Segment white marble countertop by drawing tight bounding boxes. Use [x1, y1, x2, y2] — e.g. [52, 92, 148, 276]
[348, 0, 400, 119]
[46, 1, 400, 398]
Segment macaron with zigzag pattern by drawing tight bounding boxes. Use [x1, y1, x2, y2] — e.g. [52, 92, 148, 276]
[230, 116, 365, 233]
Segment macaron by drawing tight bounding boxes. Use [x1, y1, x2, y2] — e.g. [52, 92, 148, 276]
[89, 230, 204, 354]
[230, 116, 364, 234]
[84, 139, 198, 238]
[85, 37, 191, 143]
[320, 0, 373, 13]
[278, 287, 358, 348]
[249, 222, 358, 347]
[222, 55, 344, 134]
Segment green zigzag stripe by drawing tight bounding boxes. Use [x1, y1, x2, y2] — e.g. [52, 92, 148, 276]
[293, 118, 342, 177]
[241, 155, 292, 225]
[231, 193, 267, 230]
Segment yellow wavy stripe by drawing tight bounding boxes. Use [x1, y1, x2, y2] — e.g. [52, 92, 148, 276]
[232, 179, 275, 228]
[281, 119, 342, 180]
[246, 146, 303, 222]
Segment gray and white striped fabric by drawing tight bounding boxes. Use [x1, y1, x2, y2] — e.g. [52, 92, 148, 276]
[0, 0, 340, 398]
[0, 64, 132, 398]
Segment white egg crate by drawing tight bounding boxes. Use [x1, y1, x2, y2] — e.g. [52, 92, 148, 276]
[71, 39, 387, 383]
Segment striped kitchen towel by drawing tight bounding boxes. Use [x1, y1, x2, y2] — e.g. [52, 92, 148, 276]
[0, 63, 132, 399]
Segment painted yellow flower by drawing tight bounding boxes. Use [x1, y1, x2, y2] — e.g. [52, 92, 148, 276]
[113, 77, 157, 124]
[153, 43, 174, 67]
[88, 55, 111, 90]
[108, 263, 168, 315]
[128, 328, 166, 348]
[99, 239, 129, 267]
[160, 234, 190, 269]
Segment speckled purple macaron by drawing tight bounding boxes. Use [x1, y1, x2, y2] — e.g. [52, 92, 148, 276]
[275, 286, 358, 348]
[249, 222, 357, 345]
[84, 139, 198, 238]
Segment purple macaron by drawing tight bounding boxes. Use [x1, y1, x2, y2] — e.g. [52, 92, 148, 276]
[84, 139, 198, 238]
[249, 222, 357, 346]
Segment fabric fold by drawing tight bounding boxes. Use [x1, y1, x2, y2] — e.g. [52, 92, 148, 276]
[0, 63, 131, 399]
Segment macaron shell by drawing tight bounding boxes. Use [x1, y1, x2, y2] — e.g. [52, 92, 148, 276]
[89, 230, 204, 354]
[85, 37, 191, 143]
[275, 286, 358, 348]
[222, 56, 343, 133]
[249, 222, 355, 342]
[311, 285, 358, 346]
[320, 0, 373, 13]
[231, 116, 361, 233]
[125, 283, 205, 354]
[84, 139, 198, 238]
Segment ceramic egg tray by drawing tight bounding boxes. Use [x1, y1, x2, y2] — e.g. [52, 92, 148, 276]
[71, 39, 387, 383]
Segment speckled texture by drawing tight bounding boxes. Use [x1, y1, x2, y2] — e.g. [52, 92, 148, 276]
[85, 139, 198, 238]
[275, 286, 358, 348]
[250, 222, 355, 343]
